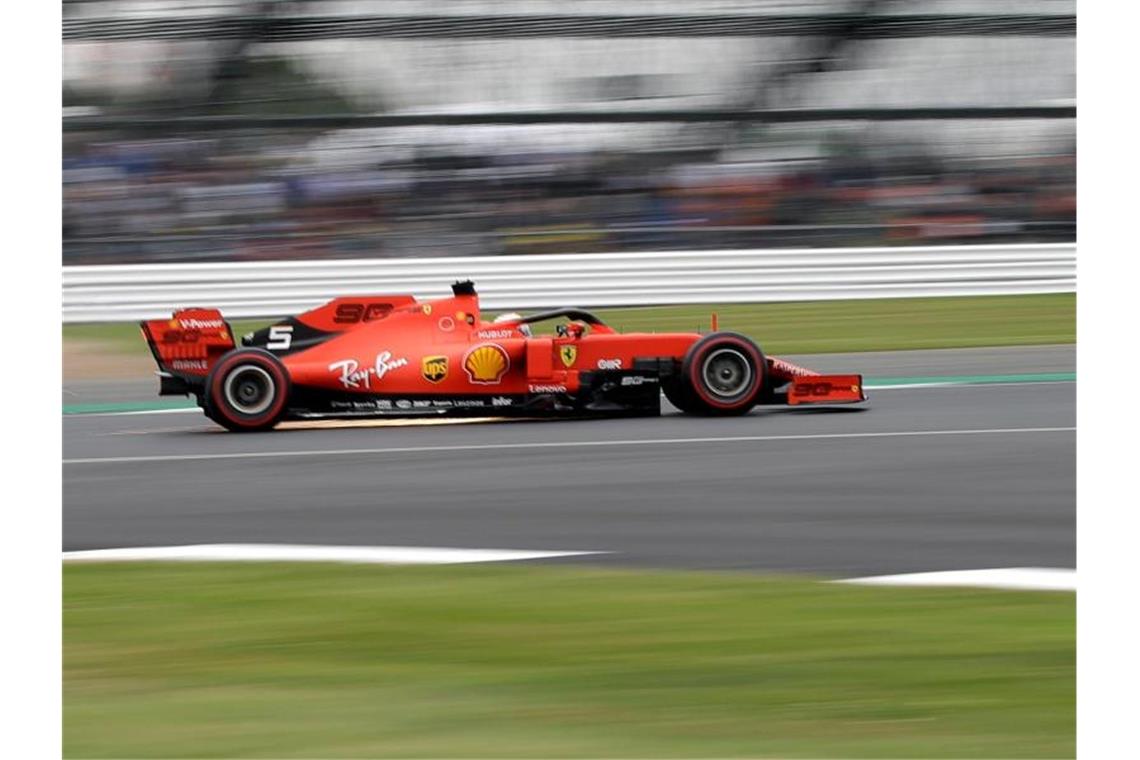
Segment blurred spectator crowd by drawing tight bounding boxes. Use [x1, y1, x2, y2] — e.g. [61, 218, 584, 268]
[61, 0, 1075, 263]
[63, 125, 1074, 265]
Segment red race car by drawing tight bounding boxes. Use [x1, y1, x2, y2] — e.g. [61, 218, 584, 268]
[141, 281, 865, 431]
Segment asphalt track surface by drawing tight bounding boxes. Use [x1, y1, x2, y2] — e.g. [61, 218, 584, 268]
[63, 346, 1075, 578]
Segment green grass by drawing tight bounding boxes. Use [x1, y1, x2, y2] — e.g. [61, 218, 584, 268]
[65, 563, 1074, 759]
[589, 294, 1075, 354]
[64, 293, 1074, 361]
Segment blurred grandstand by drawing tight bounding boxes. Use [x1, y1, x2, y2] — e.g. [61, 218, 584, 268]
[62, 0, 1075, 264]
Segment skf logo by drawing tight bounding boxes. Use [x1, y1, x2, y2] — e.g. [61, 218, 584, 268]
[463, 343, 509, 384]
[422, 355, 448, 384]
[559, 345, 577, 368]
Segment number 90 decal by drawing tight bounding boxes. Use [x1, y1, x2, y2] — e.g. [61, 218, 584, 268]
[334, 303, 392, 324]
[792, 381, 834, 397]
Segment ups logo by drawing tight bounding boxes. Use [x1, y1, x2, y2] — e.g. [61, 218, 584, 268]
[422, 355, 448, 383]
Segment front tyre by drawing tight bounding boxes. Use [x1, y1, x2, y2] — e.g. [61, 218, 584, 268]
[204, 349, 290, 431]
[679, 332, 766, 416]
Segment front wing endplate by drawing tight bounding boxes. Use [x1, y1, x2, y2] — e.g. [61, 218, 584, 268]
[787, 374, 866, 405]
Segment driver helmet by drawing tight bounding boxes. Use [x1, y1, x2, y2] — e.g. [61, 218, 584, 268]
[563, 320, 587, 339]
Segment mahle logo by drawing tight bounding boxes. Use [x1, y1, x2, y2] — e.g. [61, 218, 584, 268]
[422, 355, 448, 383]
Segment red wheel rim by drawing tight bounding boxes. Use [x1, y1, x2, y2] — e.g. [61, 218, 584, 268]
[209, 353, 288, 428]
[687, 337, 763, 411]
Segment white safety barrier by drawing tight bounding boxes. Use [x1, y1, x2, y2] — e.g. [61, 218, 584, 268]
[63, 243, 1075, 322]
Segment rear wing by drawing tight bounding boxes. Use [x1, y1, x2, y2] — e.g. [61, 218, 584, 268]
[140, 308, 235, 393]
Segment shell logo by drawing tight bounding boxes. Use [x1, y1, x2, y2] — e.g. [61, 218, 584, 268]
[463, 343, 510, 384]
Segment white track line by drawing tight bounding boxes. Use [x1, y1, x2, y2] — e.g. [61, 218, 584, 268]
[62, 407, 201, 418]
[62, 426, 1075, 465]
[79, 407, 201, 416]
[61, 548, 1076, 591]
[63, 543, 605, 565]
[837, 567, 1075, 592]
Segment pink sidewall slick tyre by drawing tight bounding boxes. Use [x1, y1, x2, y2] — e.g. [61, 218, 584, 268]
[679, 332, 767, 416]
[204, 349, 291, 432]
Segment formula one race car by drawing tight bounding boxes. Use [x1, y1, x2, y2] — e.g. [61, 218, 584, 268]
[141, 281, 865, 431]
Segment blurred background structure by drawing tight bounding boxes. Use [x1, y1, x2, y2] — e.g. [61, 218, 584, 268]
[62, 1, 1075, 265]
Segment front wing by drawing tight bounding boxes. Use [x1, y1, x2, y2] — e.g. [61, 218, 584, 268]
[786, 374, 866, 406]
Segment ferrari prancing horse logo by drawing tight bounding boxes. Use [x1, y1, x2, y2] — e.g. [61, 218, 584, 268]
[559, 345, 577, 368]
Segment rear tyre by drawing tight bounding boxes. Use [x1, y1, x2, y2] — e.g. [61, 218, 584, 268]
[678, 332, 766, 416]
[204, 349, 290, 432]
[197, 393, 222, 425]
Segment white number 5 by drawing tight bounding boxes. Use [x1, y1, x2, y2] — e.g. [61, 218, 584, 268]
[267, 325, 293, 351]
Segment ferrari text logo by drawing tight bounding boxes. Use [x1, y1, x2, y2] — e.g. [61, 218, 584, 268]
[463, 343, 510, 384]
[559, 345, 577, 368]
[422, 355, 448, 383]
[329, 351, 408, 390]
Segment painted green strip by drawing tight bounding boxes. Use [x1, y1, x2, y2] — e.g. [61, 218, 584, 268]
[62, 372, 1076, 416]
[62, 400, 197, 415]
[865, 372, 1075, 387]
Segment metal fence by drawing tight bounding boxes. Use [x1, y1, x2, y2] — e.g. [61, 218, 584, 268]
[62, 244, 1075, 322]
